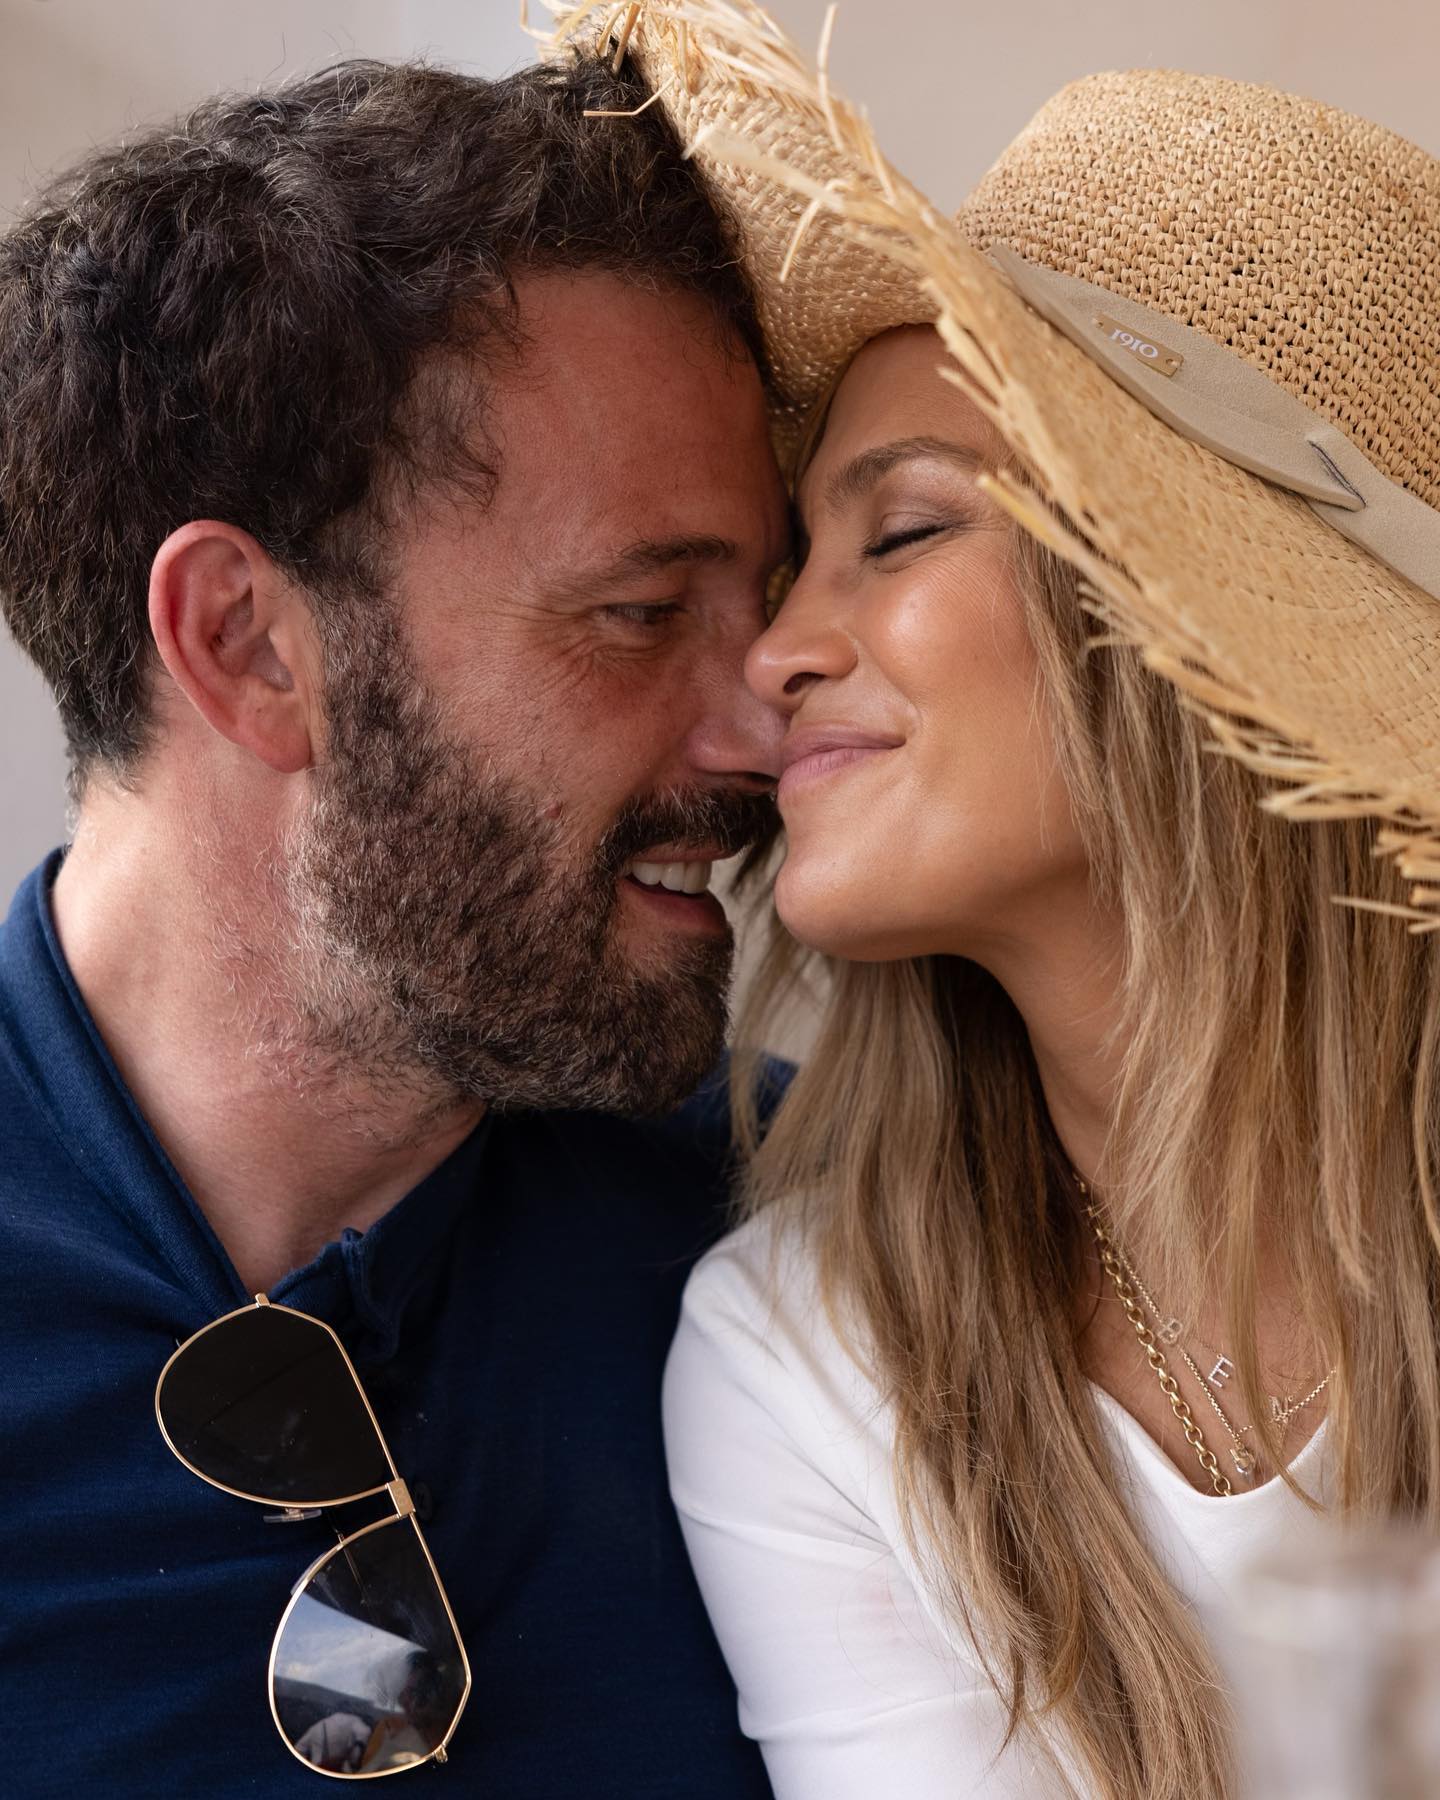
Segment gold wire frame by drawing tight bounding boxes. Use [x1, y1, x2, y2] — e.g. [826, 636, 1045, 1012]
[154, 1295, 397, 1510]
[154, 1295, 473, 1779]
[269, 1510, 470, 1781]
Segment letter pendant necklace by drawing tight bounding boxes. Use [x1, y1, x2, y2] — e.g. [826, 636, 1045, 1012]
[1100, 1227, 1263, 1480]
[1076, 1176, 1235, 1498]
[1073, 1172, 1333, 1490]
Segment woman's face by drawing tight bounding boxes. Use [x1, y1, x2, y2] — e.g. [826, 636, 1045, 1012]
[746, 326, 1086, 962]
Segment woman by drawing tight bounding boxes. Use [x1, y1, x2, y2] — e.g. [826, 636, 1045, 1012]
[669, 325, 1360, 1799]
[558, 3, 1440, 1794]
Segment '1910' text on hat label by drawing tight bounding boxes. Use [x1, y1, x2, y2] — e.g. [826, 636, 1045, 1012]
[1093, 314, 1184, 378]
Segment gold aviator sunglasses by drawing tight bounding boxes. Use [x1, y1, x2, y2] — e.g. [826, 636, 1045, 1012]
[156, 1294, 471, 1779]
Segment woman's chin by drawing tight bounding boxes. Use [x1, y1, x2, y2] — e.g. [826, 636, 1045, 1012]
[774, 863, 918, 962]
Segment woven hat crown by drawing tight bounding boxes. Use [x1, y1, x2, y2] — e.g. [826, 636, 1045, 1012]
[962, 71, 1440, 508]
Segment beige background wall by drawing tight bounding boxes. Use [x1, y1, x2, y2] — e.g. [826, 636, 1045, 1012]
[2, 0, 1437, 895]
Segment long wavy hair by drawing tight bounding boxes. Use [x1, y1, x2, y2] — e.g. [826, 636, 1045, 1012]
[731, 521, 1440, 1799]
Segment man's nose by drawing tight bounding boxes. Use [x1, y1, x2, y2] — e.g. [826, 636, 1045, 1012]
[686, 661, 786, 786]
[744, 570, 858, 716]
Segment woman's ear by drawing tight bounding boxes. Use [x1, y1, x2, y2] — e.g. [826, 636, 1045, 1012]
[147, 522, 322, 775]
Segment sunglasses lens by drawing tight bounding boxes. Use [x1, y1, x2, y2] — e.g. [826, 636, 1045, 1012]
[273, 1517, 468, 1776]
[157, 1305, 392, 1504]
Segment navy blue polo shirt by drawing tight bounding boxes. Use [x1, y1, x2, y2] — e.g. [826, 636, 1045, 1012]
[0, 852, 776, 1799]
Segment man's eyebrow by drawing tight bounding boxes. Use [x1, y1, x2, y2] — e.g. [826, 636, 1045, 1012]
[823, 436, 987, 512]
[549, 533, 739, 602]
[615, 533, 738, 571]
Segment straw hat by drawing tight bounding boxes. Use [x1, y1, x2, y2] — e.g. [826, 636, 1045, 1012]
[545, 2, 1440, 923]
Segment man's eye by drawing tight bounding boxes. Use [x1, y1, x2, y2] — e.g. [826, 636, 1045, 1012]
[603, 602, 683, 628]
[862, 522, 949, 559]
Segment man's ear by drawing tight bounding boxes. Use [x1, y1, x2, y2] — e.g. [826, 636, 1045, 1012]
[148, 522, 321, 775]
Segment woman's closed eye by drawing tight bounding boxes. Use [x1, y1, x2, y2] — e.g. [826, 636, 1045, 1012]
[862, 520, 954, 560]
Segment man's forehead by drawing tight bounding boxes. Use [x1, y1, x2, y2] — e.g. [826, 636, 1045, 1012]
[472, 273, 778, 531]
[504, 267, 757, 409]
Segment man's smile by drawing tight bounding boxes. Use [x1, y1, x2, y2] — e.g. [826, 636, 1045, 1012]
[621, 846, 732, 934]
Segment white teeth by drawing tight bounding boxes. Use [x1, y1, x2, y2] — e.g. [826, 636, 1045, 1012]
[628, 859, 713, 895]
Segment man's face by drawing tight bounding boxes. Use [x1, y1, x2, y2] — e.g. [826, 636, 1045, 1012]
[286, 271, 789, 1115]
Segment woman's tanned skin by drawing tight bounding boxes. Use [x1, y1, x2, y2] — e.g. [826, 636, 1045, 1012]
[746, 326, 1325, 1492]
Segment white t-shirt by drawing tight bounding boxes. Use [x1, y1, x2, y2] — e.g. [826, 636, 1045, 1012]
[663, 1214, 1335, 1799]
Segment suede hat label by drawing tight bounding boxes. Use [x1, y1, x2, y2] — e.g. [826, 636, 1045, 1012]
[1093, 313, 1185, 377]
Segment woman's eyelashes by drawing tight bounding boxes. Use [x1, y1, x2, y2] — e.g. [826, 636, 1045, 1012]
[861, 519, 953, 560]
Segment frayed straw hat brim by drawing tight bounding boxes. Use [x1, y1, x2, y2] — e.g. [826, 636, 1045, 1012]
[544, 2, 1440, 926]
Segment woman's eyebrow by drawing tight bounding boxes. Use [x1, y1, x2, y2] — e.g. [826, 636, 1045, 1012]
[823, 436, 986, 512]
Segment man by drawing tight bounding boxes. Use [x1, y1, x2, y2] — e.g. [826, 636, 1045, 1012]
[0, 54, 788, 1798]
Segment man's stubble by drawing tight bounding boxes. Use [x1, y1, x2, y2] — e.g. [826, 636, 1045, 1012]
[263, 606, 771, 1121]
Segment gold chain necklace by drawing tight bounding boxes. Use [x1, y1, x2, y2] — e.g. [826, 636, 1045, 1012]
[1104, 1235, 1262, 1481]
[1076, 1171, 1335, 1491]
[1175, 1343, 1259, 1481]
[1191, 1329, 1334, 1431]
[1268, 1372, 1334, 1430]
[1104, 1218, 1334, 1473]
[1075, 1175, 1234, 1499]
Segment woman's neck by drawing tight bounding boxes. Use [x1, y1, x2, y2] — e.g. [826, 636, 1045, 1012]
[974, 889, 1129, 1186]
[968, 886, 1332, 1492]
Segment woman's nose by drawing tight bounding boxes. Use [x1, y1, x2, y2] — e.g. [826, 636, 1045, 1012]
[744, 572, 857, 714]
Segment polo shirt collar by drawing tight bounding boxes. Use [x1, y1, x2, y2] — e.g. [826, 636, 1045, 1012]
[0, 851, 491, 1354]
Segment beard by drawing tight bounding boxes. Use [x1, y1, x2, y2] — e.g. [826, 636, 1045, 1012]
[275, 608, 774, 1117]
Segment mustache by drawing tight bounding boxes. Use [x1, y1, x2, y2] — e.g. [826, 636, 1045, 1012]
[597, 787, 779, 878]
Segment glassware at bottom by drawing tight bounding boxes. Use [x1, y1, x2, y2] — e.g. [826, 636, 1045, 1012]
[1222, 1524, 1440, 1799]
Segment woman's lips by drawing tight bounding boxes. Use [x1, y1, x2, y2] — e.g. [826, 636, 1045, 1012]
[777, 729, 902, 802]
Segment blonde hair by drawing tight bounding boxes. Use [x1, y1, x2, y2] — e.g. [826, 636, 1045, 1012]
[732, 526, 1440, 1798]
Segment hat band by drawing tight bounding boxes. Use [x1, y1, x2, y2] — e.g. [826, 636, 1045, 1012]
[990, 244, 1440, 604]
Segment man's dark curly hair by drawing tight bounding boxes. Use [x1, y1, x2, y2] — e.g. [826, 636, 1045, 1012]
[0, 55, 762, 786]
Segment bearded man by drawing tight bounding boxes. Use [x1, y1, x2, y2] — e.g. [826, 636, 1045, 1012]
[0, 54, 786, 1799]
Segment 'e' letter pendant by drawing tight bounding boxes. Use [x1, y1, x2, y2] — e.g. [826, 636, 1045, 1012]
[1208, 1355, 1236, 1388]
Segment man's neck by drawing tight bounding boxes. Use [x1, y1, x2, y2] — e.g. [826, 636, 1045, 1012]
[51, 803, 483, 1295]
